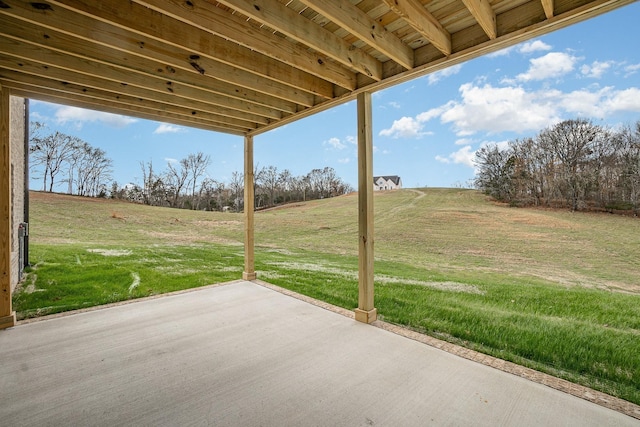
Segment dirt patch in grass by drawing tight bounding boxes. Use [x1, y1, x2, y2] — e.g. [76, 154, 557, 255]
[140, 230, 241, 245]
[87, 249, 132, 256]
[194, 220, 242, 227]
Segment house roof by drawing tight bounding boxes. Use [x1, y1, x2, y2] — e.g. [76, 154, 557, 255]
[0, 0, 634, 137]
[374, 176, 402, 185]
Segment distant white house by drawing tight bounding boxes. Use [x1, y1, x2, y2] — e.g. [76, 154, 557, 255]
[373, 176, 402, 191]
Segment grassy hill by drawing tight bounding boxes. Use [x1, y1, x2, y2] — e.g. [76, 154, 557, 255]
[255, 188, 640, 293]
[16, 189, 640, 405]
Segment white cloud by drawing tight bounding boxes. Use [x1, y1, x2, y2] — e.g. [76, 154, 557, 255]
[437, 83, 561, 135]
[416, 103, 454, 123]
[428, 64, 463, 85]
[518, 40, 552, 54]
[517, 52, 578, 81]
[560, 86, 640, 117]
[154, 123, 184, 134]
[624, 63, 640, 77]
[602, 87, 640, 113]
[55, 106, 137, 128]
[487, 40, 550, 59]
[165, 157, 178, 164]
[337, 157, 350, 164]
[487, 46, 514, 58]
[379, 116, 430, 139]
[455, 138, 473, 146]
[30, 111, 48, 122]
[449, 146, 476, 167]
[581, 61, 613, 78]
[435, 145, 475, 168]
[380, 77, 640, 140]
[324, 137, 347, 150]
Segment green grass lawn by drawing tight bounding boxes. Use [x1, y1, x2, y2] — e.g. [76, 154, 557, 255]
[14, 189, 640, 405]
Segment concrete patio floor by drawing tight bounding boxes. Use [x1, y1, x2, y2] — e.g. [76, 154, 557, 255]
[1, 280, 638, 426]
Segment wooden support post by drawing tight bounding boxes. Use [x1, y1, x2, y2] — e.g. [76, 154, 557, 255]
[0, 85, 16, 329]
[242, 135, 256, 281]
[354, 92, 376, 324]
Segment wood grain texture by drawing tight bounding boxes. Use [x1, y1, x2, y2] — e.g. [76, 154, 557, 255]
[0, 85, 13, 321]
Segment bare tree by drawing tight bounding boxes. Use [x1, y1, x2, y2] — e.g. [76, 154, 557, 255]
[613, 121, 640, 212]
[30, 130, 78, 192]
[182, 152, 211, 209]
[75, 145, 113, 197]
[165, 159, 189, 208]
[474, 144, 514, 201]
[538, 119, 603, 210]
[278, 169, 293, 203]
[260, 165, 281, 207]
[229, 171, 244, 211]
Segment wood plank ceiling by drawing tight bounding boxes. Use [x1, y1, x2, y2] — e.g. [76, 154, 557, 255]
[0, 0, 635, 136]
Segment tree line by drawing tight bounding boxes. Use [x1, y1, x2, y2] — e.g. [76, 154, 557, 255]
[113, 161, 353, 212]
[29, 122, 353, 211]
[474, 118, 640, 213]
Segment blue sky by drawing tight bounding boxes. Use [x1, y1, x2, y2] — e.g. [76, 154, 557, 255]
[29, 3, 640, 191]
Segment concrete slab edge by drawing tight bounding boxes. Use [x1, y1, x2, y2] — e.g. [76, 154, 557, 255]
[15, 280, 244, 325]
[253, 279, 640, 421]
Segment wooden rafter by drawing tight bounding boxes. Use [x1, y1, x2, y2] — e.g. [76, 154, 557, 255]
[382, 0, 452, 56]
[215, 0, 383, 80]
[461, 0, 498, 40]
[541, 0, 555, 18]
[0, 35, 291, 117]
[298, 0, 414, 70]
[0, 16, 315, 109]
[131, 0, 345, 95]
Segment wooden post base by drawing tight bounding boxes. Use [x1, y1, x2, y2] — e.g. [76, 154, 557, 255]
[242, 272, 257, 281]
[0, 312, 16, 330]
[354, 308, 377, 324]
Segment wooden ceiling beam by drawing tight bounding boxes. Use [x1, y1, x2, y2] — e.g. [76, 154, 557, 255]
[0, 70, 263, 131]
[10, 85, 248, 135]
[0, 34, 295, 118]
[215, 0, 383, 81]
[541, 0, 555, 18]
[131, 0, 348, 96]
[298, 0, 414, 70]
[42, 0, 355, 94]
[382, 0, 452, 56]
[0, 54, 282, 124]
[461, 0, 497, 40]
[0, 15, 315, 109]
